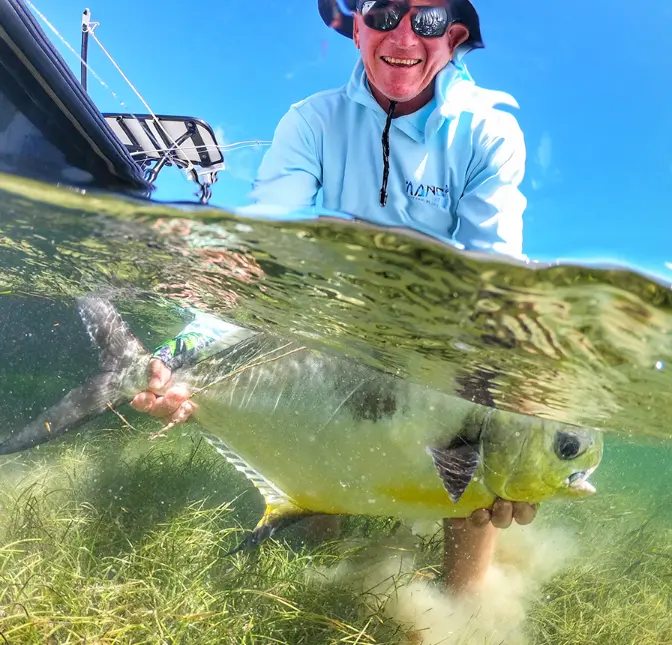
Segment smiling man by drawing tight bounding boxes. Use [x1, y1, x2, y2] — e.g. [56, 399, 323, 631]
[131, 0, 533, 595]
[354, 0, 471, 115]
[246, 0, 528, 258]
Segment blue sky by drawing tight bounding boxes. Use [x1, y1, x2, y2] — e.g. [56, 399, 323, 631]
[27, 0, 672, 279]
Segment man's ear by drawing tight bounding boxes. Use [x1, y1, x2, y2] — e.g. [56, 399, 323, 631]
[353, 16, 360, 48]
[447, 23, 469, 54]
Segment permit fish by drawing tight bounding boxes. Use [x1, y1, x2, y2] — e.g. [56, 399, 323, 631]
[0, 296, 603, 550]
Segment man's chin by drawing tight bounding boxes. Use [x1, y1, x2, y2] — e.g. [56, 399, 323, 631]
[380, 86, 423, 104]
[369, 73, 430, 107]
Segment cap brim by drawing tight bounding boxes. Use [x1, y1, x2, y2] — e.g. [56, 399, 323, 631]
[317, 0, 484, 51]
[317, 0, 356, 39]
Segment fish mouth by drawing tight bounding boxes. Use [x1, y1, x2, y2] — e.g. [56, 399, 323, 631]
[565, 466, 597, 494]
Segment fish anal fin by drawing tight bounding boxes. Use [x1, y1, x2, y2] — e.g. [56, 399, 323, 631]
[427, 437, 481, 504]
[227, 501, 314, 556]
[201, 433, 290, 507]
[199, 433, 316, 555]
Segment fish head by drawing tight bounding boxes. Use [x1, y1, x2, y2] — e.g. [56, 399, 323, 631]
[480, 410, 604, 503]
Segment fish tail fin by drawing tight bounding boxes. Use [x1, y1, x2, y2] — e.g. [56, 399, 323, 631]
[0, 296, 149, 454]
[76, 296, 148, 372]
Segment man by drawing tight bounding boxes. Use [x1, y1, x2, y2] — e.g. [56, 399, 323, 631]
[132, 0, 535, 593]
[242, 0, 527, 259]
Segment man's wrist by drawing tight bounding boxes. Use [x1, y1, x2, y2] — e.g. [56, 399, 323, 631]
[152, 330, 219, 370]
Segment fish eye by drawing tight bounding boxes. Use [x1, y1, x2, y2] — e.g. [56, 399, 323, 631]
[554, 431, 584, 460]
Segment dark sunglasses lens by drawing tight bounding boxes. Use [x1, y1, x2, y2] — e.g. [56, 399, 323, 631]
[412, 7, 449, 37]
[361, 1, 404, 31]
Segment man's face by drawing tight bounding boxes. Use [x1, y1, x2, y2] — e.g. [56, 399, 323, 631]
[353, 0, 470, 104]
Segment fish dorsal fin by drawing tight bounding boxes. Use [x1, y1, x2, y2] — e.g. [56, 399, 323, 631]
[427, 437, 481, 504]
[201, 432, 289, 508]
[76, 296, 147, 371]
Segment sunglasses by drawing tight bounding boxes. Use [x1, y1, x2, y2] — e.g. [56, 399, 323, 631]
[357, 1, 452, 38]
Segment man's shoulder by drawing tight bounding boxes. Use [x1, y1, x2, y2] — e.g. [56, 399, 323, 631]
[269, 84, 354, 149]
[452, 83, 525, 143]
[472, 106, 524, 147]
[289, 84, 350, 120]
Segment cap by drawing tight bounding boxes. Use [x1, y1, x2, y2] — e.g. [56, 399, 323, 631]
[317, 0, 484, 53]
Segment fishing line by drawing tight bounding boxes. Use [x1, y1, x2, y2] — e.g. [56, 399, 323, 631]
[24, 1, 128, 111]
[190, 344, 307, 398]
[129, 140, 273, 178]
[154, 344, 308, 435]
[128, 141, 273, 158]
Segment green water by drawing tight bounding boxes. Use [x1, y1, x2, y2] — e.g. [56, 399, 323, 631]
[0, 172, 671, 644]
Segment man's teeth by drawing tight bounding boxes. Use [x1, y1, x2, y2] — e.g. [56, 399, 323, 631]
[382, 57, 420, 66]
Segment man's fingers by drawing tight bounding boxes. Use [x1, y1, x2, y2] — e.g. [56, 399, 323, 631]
[147, 359, 172, 392]
[512, 502, 537, 526]
[168, 400, 197, 426]
[469, 508, 492, 527]
[446, 509, 490, 531]
[450, 500, 539, 532]
[147, 385, 191, 418]
[130, 391, 156, 413]
[490, 499, 514, 529]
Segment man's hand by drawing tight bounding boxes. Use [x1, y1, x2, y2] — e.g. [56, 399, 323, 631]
[130, 358, 196, 427]
[452, 499, 538, 530]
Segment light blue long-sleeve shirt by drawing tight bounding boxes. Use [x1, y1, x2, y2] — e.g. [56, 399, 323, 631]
[238, 55, 527, 259]
[168, 56, 528, 356]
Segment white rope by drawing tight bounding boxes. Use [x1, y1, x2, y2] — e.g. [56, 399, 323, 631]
[25, 2, 273, 194]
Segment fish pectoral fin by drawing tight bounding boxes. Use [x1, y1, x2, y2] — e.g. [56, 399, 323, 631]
[427, 437, 481, 504]
[227, 501, 313, 556]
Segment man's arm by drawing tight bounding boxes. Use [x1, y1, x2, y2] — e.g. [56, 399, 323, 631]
[131, 311, 254, 424]
[151, 310, 252, 370]
[453, 111, 527, 260]
[132, 106, 322, 417]
[148, 106, 322, 372]
[245, 105, 323, 211]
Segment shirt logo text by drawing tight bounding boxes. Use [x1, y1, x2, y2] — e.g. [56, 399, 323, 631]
[405, 180, 451, 209]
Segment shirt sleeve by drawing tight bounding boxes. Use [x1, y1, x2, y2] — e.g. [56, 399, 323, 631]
[453, 110, 528, 260]
[152, 310, 257, 369]
[246, 105, 323, 211]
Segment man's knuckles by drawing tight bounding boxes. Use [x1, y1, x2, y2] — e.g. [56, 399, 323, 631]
[130, 391, 156, 412]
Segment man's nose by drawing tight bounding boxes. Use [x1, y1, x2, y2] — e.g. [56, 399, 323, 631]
[387, 15, 418, 46]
